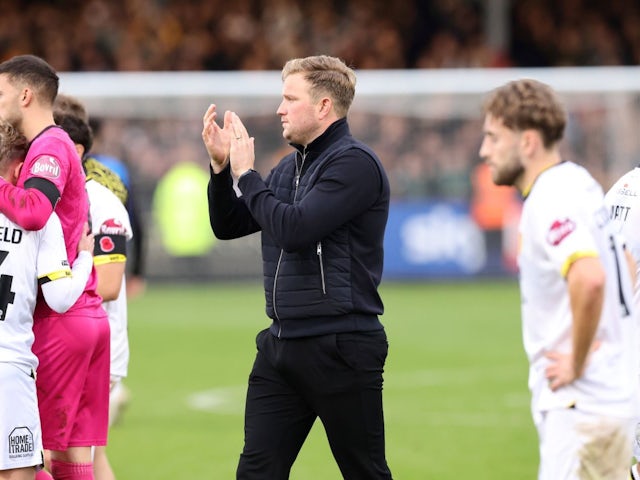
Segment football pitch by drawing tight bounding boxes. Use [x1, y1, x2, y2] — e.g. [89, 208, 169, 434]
[107, 279, 538, 479]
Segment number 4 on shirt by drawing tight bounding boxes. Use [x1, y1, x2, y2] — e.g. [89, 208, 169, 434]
[0, 250, 15, 321]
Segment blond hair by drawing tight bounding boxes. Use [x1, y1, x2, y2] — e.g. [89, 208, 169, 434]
[282, 55, 356, 117]
[0, 120, 27, 176]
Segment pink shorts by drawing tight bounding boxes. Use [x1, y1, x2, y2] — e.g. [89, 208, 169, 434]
[32, 310, 110, 450]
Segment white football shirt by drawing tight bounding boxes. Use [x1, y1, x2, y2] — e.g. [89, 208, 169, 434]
[87, 179, 133, 379]
[605, 167, 640, 307]
[0, 213, 71, 373]
[519, 161, 639, 418]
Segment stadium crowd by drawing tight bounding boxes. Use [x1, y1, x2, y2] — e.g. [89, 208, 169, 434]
[1, 0, 639, 72]
[0, 0, 638, 205]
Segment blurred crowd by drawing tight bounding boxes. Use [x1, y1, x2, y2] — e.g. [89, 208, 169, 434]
[1, 0, 639, 208]
[2, 0, 639, 72]
[511, 0, 640, 66]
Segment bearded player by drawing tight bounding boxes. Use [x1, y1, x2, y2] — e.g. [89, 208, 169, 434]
[0, 55, 110, 480]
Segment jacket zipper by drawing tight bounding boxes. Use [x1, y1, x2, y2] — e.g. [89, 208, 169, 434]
[273, 249, 284, 337]
[317, 241, 326, 294]
[293, 149, 306, 193]
[273, 148, 307, 338]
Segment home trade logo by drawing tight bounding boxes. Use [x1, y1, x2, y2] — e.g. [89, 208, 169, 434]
[8, 427, 34, 458]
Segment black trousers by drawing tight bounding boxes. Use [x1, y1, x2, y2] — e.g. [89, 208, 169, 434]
[236, 328, 393, 480]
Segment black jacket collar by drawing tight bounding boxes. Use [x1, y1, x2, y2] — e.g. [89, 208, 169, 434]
[290, 118, 350, 156]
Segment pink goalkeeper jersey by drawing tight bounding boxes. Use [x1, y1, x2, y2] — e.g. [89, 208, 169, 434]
[18, 126, 101, 317]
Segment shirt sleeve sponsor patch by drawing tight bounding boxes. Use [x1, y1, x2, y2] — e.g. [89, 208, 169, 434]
[99, 218, 127, 236]
[30, 155, 61, 179]
[546, 218, 576, 246]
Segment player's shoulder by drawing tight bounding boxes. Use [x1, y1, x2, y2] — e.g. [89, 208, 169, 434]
[552, 162, 601, 195]
[528, 163, 602, 221]
[86, 178, 126, 208]
[86, 180, 128, 220]
[556, 161, 593, 181]
[29, 125, 76, 153]
[87, 179, 132, 234]
[608, 167, 640, 193]
[25, 127, 81, 180]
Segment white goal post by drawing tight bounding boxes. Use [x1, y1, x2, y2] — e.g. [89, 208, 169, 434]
[60, 66, 640, 117]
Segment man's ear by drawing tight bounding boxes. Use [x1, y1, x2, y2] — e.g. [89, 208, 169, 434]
[317, 97, 332, 119]
[12, 161, 23, 184]
[20, 88, 33, 107]
[520, 129, 541, 157]
[75, 143, 85, 158]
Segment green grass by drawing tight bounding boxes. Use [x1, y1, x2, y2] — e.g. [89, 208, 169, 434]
[107, 280, 538, 479]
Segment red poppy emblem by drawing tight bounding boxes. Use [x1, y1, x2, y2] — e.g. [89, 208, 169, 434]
[99, 236, 115, 252]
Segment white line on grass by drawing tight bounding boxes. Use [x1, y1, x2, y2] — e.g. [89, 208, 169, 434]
[186, 385, 246, 415]
[186, 386, 529, 428]
[186, 366, 530, 420]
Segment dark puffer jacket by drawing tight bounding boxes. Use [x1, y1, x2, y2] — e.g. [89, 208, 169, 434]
[208, 118, 390, 338]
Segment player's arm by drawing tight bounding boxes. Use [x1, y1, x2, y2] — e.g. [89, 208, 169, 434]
[239, 152, 382, 252]
[39, 222, 93, 313]
[207, 162, 260, 239]
[94, 258, 126, 301]
[0, 176, 59, 230]
[566, 256, 605, 378]
[94, 232, 127, 301]
[545, 255, 605, 391]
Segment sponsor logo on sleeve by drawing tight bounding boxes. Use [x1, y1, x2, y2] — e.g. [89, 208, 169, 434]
[546, 218, 576, 246]
[99, 218, 126, 235]
[30, 155, 61, 179]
